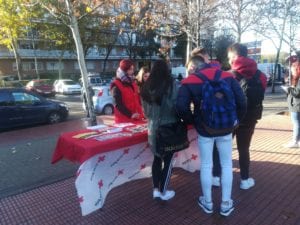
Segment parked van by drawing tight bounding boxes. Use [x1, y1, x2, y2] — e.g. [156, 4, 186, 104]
[257, 63, 285, 84]
[79, 73, 104, 87]
[171, 66, 186, 79]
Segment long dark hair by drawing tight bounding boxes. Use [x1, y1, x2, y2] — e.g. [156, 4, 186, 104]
[140, 60, 173, 105]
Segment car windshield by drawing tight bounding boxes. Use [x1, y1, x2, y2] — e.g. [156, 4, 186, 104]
[34, 80, 52, 86]
[63, 80, 77, 85]
[12, 92, 41, 105]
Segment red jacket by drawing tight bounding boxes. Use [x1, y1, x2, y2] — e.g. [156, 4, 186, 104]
[231, 56, 267, 89]
[111, 79, 144, 123]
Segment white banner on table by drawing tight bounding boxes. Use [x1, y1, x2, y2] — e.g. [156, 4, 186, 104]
[75, 129, 199, 216]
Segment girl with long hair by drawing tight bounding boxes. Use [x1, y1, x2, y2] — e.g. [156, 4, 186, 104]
[140, 60, 178, 201]
[135, 66, 150, 90]
[285, 56, 300, 148]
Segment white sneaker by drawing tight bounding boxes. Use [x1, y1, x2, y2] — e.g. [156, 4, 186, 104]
[198, 196, 213, 214]
[283, 142, 299, 148]
[240, 178, 255, 190]
[220, 200, 234, 216]
[153, 189, 161, 199]
[212, 176, 220, 187]
[160, 190, 175, 201]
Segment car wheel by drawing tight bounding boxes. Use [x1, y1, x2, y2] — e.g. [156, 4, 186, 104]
[102, 105, 114, 115]
[48, 112, 62, 124]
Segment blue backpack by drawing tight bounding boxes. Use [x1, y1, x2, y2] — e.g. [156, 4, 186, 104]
[195, 70, 238, 135]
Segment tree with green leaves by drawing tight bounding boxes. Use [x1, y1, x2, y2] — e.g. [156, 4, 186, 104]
[28, 0, 120, 125]
[0, 0, 29, 80]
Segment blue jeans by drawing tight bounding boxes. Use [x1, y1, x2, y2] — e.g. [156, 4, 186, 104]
[291, 112, 300, 142]
[198, 134, 233, 203]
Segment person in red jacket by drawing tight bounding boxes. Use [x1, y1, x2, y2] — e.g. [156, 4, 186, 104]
[110, 59, 144, 123]
[213, 43, 267, 190]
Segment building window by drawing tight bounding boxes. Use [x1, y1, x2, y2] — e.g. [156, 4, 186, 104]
[87, 62, 95, 70]
[12, 63, 17, 71]
[111, 48, 117, 55]
[21, 62, 44, 71]
[46, 62, 63, 71]
[74, 61, 95, 70]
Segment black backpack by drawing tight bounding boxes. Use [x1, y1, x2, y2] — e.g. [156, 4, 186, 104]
[233, 70, 265, 119]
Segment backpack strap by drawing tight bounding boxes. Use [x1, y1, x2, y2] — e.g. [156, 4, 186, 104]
[213, 70, 222, 81]
[194, 70, 222, 82]
[231, 70, 243, 81]
[194, 71, 208, 82]
[231, 69, 261, 81]
[253, 70, 261, 80]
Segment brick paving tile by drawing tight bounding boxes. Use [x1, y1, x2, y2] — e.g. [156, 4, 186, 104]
[0, 114, 300, 225]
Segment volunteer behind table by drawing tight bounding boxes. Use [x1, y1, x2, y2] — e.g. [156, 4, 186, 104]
[110, 59, 145, 123]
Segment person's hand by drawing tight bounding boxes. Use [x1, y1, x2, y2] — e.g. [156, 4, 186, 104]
[131, 113, 140, 120]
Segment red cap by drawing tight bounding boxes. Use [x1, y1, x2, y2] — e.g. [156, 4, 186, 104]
[119, 59, 134, 72]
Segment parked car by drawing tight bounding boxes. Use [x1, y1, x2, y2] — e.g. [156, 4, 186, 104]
[25, 79, 56, 97]
[53, 79, 81, 94]
[79, 73, 105, 87]
[82, 86, 114, 115]
[0, 80, 24, 88]
[0, 88, 69, 130]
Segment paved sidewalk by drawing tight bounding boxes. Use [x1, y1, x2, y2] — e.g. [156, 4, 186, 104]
[1, 114, 299, 225]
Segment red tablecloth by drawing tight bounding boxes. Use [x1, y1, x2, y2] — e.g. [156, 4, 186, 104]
[52, 124, 148, 164]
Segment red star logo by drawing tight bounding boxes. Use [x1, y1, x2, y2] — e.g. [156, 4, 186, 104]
[98, 155, 105, 162]
[79, 196, 84, 203]
[191, 154, 198, 160]
[124, 149, 129, 154]
[140, 164, 146, 170]
[98, 180, 103, 188]
[76, 170, 81, 177]
[118, 169, 124, 175]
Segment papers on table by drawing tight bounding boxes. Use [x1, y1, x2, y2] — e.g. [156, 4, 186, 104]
[87, 124, 108, 130]
[113, 123, 135, 128]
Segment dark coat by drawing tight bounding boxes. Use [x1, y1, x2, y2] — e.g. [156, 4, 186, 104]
[142, 80, 179, 156]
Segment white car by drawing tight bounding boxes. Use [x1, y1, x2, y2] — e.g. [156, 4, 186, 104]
[54, 79, 81, 94]
[83, 85, 114, 115]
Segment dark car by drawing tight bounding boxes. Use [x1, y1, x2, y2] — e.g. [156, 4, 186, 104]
[25, 79, 56, 97]
[0, 88, 69, 130]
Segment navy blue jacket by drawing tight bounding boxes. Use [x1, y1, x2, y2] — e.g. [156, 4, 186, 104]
[176, 67, 247, 137]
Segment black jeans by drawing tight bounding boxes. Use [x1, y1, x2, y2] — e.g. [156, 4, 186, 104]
[213, 120, 257, 180]
[152, 152, 174, 193]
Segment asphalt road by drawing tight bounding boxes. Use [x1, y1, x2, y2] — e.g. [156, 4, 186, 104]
[53, 93, 86, 120]
[0, 86, 289, 199]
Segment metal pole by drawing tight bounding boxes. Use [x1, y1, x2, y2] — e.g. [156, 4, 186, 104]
[289, 14, 292, 86]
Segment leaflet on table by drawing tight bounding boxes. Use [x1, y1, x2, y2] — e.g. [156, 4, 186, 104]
[124, 124, 148, 133]
[86, 124, 108, 130]
[73, 132, 98, 139]
[113, 122, 135, 128]
[93, 132, 133, 141]
[73, 124, 147, 140]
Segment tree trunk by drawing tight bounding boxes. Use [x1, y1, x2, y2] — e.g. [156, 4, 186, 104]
[102, 46, 112, 72]
[31, 36, 40, 79]
[66, 0, 96, 125]
[58, 56, 63, 79]
[186, 33, 192, 67]
[271, 12, 287, 93]
[34, 57, 40, 79]
[11, 39, 22, 80]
